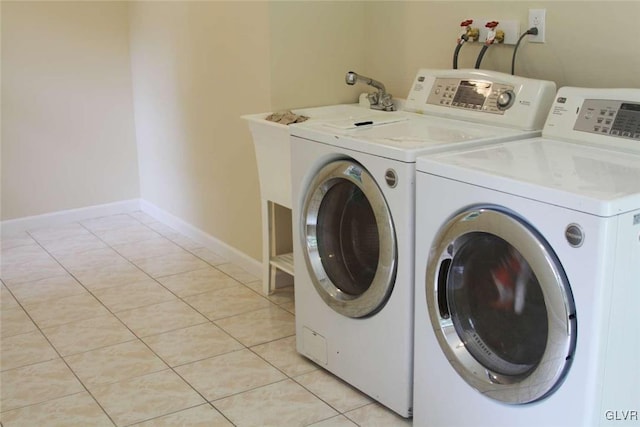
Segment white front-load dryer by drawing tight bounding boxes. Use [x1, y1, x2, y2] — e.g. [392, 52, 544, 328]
[290, 69, 556, 417]
[413, 87, 640, 426]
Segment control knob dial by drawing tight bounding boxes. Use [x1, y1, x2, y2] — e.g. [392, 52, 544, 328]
[497, 90, 516, 110]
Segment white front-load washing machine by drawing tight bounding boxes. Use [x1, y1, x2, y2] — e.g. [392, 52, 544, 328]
[413, 87, 640, 426]
[290, 69, 556, 417]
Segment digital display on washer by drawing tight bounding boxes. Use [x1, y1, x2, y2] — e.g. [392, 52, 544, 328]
[574, 99, 640, 140]
[451, 80, 492, 110]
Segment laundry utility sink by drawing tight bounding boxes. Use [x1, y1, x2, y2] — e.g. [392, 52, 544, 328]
[243, 104, 373, 208]
[242, 103, 374, 295]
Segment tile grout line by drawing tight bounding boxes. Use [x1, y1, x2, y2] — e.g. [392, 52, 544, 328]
[1, 255, 119, 426]
[118, 402, 228, 427]
[76, 213, 248, 426]
[123, 216, 311, 425]
[18, 215, 233, 426]
[2, 215, 213, 423]
[17, 220, 162, 426]
[7, 217, 190, 424]
[59, 216, 231, 424]
[2, 212, 373, 426]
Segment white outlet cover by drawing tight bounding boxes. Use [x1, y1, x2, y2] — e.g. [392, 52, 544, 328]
[528, 9, 546, 43]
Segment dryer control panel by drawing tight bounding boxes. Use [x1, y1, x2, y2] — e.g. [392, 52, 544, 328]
[573, 100, 640, 141]
[543, 87, 640, 151]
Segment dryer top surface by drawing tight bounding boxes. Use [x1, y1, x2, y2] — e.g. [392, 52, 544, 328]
[417, 137, 640, 216]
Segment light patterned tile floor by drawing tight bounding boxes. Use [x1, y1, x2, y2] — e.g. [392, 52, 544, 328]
[0, 212, 412, 426]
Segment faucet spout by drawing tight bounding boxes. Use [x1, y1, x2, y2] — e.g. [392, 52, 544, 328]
[346, 71, 386, 93]
[345, 71, 395, 111]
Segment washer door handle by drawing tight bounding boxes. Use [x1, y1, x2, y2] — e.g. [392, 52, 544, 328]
[436, 258, 452, 319]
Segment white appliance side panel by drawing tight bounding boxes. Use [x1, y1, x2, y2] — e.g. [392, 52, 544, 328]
[599, 209, 640, 426]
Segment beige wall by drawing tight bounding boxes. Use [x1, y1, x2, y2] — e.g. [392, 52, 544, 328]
[365, 1, 640, 98]
[3, 1, 640, 263]
[129, 1, 368, 261]
[1, 1, 139, 220]
[129, 2, 272, 261]
[269, 1, 367, 110]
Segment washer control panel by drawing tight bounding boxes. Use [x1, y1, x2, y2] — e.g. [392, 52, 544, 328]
[404, 69, 556, 130]
[573, 99, 640, 141]
[425, 78, 515, 114]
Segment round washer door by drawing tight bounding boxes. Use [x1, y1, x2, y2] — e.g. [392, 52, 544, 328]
[425, 207, 577, 404]
[302, 160, 397, 318]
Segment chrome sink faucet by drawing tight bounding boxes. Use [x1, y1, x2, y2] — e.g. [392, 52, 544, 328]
[345, 71, 396, 111]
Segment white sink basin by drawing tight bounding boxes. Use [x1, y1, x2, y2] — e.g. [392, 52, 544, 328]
[242, 104, 369, 207]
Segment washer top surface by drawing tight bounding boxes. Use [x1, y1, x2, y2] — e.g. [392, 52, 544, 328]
[417, 87, 640, 217]
[290, 69, 557, 163]
[291, 112, 537, 162]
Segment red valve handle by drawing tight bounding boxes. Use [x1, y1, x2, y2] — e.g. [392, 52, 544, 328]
[460, 19, 474, 27]
[485, 21, 499, 29]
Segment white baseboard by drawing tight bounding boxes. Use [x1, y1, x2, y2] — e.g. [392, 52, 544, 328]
[1, 198, 261, 279]
[1, 199, 141, 235]
[139, 200, 261, 278]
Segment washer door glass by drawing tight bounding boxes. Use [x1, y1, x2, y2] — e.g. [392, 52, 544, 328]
[316, 180, 379, 295]
[303, 160, 397, 318]
[426, 208, 576, 404]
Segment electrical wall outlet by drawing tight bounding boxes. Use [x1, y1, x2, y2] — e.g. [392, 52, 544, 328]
[528, 9, 546, 43]
[467, 18, 521, 45]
